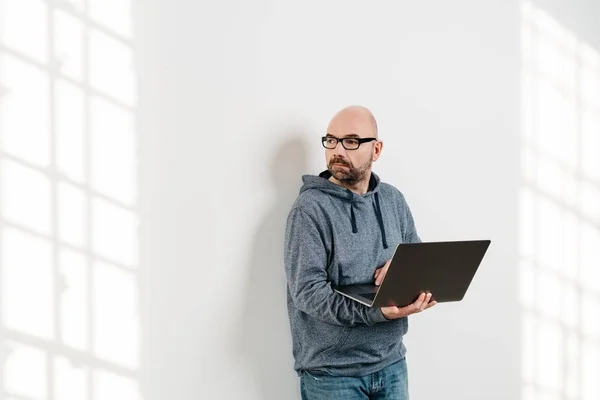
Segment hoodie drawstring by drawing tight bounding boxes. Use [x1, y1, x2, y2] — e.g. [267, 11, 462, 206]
[349, 192, 389, 249]
[374, 192, 389, 249]
[350, 204, 358, 233]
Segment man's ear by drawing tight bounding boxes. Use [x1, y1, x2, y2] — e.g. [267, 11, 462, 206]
[372, 141, 383, 161]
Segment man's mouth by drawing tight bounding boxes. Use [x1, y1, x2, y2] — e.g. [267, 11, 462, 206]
[331, 161, 350, 168]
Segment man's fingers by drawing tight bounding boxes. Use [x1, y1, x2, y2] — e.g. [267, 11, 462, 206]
[384, 293, 437, 319]
[374, 259, 392, 285]
[425, 300, 437, 309]
[420, 293, 433, 311]
[374, 268, 387, 286]
[412, 293, 427, 311]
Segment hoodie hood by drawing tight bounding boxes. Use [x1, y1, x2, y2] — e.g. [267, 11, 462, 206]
[300, 170, 389, 249]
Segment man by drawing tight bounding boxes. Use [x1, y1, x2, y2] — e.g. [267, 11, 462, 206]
[284, 105, 436, 400]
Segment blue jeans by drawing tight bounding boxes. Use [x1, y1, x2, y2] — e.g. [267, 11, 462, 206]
[300, 358, 409, 400]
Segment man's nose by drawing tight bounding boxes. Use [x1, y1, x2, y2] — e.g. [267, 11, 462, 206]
[332, 141, 347, 156]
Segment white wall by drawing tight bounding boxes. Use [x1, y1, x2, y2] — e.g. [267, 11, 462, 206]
[136, 1, 521, 399]
[1, 0, 598, 399]
[519, 1, 600, 399]
[533, 0, 600, 50]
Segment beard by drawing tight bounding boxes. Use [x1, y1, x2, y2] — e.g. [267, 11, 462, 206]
[327, 157, 372, 185]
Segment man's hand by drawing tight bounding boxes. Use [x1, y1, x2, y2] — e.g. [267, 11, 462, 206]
[374, 259, 392, 286]
[380, 293, 437, 320]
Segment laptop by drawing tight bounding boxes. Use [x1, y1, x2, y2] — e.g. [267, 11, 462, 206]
[332, 240, 491, 308]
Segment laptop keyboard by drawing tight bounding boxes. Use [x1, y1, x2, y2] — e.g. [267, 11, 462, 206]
[360, 292, 376, 301]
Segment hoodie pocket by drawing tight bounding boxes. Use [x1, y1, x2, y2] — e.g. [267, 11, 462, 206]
[324, 317, 408, 366]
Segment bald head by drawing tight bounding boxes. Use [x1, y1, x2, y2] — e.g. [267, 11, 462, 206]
[328, 105, 378, 139]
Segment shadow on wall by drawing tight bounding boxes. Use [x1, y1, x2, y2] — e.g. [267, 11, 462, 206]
[239, 132, 310, 400]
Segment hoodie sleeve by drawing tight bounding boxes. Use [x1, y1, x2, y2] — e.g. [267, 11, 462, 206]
[400, 194, 421, 243]
[284, 208, 387, 327]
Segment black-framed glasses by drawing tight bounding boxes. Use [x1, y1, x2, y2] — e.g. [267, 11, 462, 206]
[321, 136, 377, 150]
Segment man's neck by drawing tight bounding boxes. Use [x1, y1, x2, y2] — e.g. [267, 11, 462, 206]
[328, 172, 371, 195]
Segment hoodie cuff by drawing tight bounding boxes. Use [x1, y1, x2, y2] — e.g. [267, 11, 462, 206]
[367, 307, 388, 325]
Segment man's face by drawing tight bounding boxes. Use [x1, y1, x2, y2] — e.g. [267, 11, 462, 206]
[325, 116, 381, 185]
[325, 134, 373, 184]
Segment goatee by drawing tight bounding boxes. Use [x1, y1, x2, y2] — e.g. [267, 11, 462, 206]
[328, 158, 371, 185]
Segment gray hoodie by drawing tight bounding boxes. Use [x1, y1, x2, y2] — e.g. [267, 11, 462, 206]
[284, 170, 421, 377]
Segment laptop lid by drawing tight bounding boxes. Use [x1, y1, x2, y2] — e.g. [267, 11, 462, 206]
[371, 240, 491, 308]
